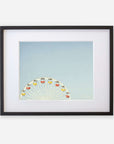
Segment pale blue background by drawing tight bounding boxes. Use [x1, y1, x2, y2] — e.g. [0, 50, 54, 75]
[20, 42, 93, 99]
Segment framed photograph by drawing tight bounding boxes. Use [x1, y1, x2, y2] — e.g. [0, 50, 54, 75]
[0, 26, 113, 115]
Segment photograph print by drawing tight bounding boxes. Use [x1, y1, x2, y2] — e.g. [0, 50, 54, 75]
[19, 41, 93, 100]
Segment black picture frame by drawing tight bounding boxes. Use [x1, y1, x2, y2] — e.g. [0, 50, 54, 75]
[0, 26, 113, 116]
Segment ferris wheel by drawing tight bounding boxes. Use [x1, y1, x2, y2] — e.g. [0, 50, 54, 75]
[20, 77, 71, 100]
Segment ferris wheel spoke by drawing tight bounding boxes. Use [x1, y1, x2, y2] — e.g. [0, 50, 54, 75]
[32, 85, 40, 98]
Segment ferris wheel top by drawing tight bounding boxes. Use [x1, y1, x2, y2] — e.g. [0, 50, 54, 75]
[20, 77, 71, 100]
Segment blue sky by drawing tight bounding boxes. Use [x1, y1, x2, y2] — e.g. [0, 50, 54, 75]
[20, 41, 93, 99]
